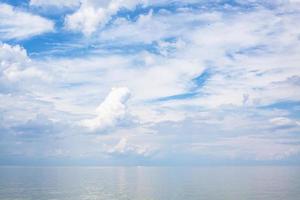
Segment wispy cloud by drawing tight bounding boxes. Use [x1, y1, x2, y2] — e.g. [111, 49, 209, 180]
[0, 3, 54, 40]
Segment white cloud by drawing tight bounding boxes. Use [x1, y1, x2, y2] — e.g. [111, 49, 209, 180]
[64, 0, 147, 35]
[65, 2, 107, 36]
[0, 43, 49, 82]
[0, 43, 28, 65]
[0, 3, 54, 40]
[3, 66, 49, 82]
[81, 87, 131, 131]
[105, 137, 155, 157]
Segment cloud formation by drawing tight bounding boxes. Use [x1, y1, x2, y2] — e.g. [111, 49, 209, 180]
[0, 3, 54, 40]
[1, 0, 300, 165]
[0, 43, 49, 84]
[64, 0, 147, 35]
[105, 137, 155, 157]
[81, 87, 131, 131]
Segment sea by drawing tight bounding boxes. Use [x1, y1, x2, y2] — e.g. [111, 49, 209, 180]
[0, 166, 299, 200]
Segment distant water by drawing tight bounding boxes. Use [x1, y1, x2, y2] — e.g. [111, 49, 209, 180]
[0, 166, 300, 200]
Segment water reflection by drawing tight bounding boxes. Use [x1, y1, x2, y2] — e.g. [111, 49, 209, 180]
[0, 166, 299, 200]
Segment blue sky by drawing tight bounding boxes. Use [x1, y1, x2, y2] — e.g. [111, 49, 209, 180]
[0, 0, 300, 166]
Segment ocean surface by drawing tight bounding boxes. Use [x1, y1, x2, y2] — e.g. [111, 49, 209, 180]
[0, 166, 299, 200]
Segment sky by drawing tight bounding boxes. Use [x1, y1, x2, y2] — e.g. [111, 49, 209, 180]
[0, 0, 300, 166]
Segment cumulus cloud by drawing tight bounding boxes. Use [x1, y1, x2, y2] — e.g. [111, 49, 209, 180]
[0, 3, 54, 40]
[81, 87, 131, 131]
[64, 0, 147, 35]
[105, 137, 154, 157]
[0, 43, 49, 83]
[0, 43, 28, 65]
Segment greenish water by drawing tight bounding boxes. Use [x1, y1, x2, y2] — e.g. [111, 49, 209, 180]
[0, 166, 299, 200]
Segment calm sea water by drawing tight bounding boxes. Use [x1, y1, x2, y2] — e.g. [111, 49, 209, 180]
[0, 166, 299, 200]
